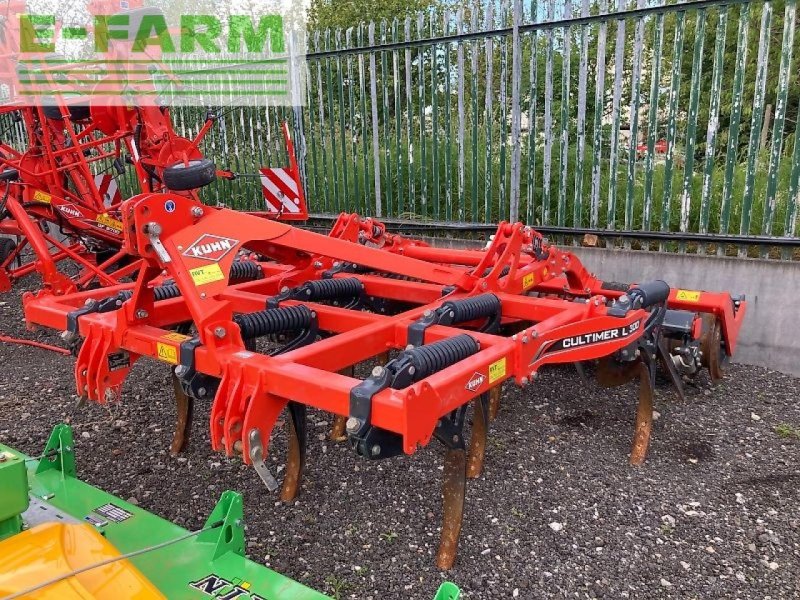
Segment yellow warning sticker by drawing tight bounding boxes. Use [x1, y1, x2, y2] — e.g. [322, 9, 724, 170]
[96, 213, 123, 232]
[33, 190, 52, 203]
[189, 264, 225, 286]
[488, 358, 506, 384]
[156, 342, 179, 365]
[676, 289, 701, 303]
[522, 272, 536, 290]
[161, 332, 190, 343]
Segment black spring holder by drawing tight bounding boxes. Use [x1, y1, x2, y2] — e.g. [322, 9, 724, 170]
[267, 277, 364, 309]
[233, 304, 318, 355]
[64, 283, 180, 333]
[407, 293, 502, 347]
[347, 334, 480, 460]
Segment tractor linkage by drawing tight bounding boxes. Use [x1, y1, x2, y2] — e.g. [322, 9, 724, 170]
[23, 191, 746, 569]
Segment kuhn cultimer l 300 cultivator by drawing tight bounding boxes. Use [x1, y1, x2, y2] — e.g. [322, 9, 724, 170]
[23, 192, 746, 569]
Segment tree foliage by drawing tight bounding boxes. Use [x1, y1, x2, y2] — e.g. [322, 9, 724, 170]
[307, 0, 435, 33]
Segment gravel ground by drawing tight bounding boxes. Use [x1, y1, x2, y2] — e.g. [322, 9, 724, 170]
[1, 278, 799, 599]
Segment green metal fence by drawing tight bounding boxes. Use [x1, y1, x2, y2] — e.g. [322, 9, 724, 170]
[1, 0, 798, 257]
[295, 0, 800, 257]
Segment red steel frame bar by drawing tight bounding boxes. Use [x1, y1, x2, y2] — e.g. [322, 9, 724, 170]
[22, 191, 747, 459]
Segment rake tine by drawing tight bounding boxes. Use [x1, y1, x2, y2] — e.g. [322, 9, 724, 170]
[280, 401, 307, 502]
[466, 393, 489, 479]
[169, 372, 194, 456]
[436, 446, 467, 570]
[488, 385, 502, 421]
[630, 360, 655, 466]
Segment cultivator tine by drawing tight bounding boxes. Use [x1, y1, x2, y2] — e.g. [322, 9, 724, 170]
[170, 373, 194, 455]
[656, 338, 686, 402]
[466, 393, 489, 479]
[630, 359, 655, 466]
[437, 446, 467, 571]
[488, 386, 502, 422]
[330, 366, 354, 441]
[330, 415, 347, 441]
[574, 361, 591, 384]
[596, 357, 640, 388]
[281, 401, 307, 502]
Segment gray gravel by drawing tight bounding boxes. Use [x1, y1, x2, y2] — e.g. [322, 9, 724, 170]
[1, 278, 799, 599]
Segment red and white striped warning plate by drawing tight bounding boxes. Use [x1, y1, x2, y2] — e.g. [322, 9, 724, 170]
[94, 174, 121, 208]
[260, 167, 303, 215]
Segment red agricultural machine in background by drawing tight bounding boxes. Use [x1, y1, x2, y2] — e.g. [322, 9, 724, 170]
[23, 191, 746, 569]
[0, 95, 307, 294]
[1, 2, 307, 295]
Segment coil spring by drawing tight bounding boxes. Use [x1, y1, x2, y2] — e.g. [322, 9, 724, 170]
[441, 294, 500, 323]
[230, 260, 262, 282]
[403, 334, 479, 380]
[480, 265, 511, 278]
[118, 284, 181, 302]
[234, 305, 313, 339]
[298, 277, 363, 300]
[361, 269, 420, 283]
[601, 280, 631, 292]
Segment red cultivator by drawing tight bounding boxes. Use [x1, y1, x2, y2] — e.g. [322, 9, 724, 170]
[23, 192, 746, 569]
[0, 96, 306, 294]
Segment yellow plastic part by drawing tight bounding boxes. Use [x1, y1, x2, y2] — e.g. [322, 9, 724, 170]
[0, 522, 165, 599]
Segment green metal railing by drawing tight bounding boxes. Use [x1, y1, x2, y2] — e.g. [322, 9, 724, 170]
[294, 0, 800, 256]
[1, 0, 798, 258]
[295, 0, 799, 256]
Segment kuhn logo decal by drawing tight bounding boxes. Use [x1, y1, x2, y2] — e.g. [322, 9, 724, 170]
[189, 574, 266, 599]
[466, 372, 486, 392]
[183, 235, 239, 263]
[57, 204, 83, 219]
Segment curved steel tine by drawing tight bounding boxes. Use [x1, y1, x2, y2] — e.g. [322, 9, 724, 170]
[656, 337, 686, 402]
[330, 365, 354, 442]
[574, 361, 591, 384]
[280, 401, 307, 502]
[596, 357, 640, 388]
[630, 360, 655, 466]
[488, 385, 502, 421]
[466, 393, 489, 479]
[170, 372, 194, 456]
[436, 447, 467, 570]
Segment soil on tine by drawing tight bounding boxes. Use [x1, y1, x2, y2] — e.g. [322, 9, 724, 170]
[1, 277, 800, 599]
